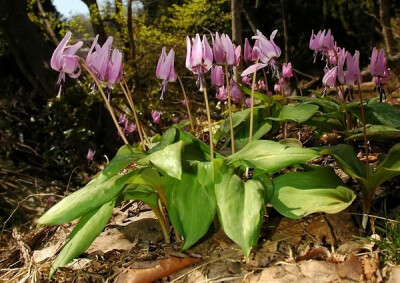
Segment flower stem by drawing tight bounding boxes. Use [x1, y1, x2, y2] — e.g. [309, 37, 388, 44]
[177, 75, 195, 133]
[249, 70, 258, 142]
[262, 69, 271, 117]
[119, 80, 145, 151]
[82, 63, 128, 145]
[153, 199, 170, 243]
[224, 63, 235, 154]
[279, 77, 287, 139]
[357, 83, 370, 183]
[202, 79, 214, 163]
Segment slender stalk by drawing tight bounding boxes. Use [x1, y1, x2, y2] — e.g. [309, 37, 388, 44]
[119, 81, 145, 151]
[177, 75, 195, 133]
[357, 83, 370, 182]
[82, 64, 128, 145]
[249, 69, 258, 142]
[224, 63, 235, 154]
[202, 79, 214, 163]
[262, 68, 271, 117]
[279, 77, 287, 139]
[153, 200, 170, 243]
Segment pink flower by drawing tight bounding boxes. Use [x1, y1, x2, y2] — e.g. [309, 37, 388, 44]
[216, 85, 228, 101]
[50, 31, 83, 97]
[107, 49, 123, 88]
[242, 75, 251, 86]
[211, 66, 224, 86]
[152, 110, 161, 124]
[370, 48, 390, 79]
[282, 62, 293, 78]
[337, 50, 361, 86]
[274, 83, 281, 93]
[241, 30, 281, 77]
[245, 97, 252, 108]
[86, 35, 113, 82]
[125, 123, 136, 133]
[118, 114, 127, 124]
[172, 117, 179, 124]
[257, 80, 266, 91]
[185, 34, 213, 91]
[86, 149, 95, 161]
[322, 66, 338, 88]
[156, 47, 177, 99]
[309, 29, 335, 52]
[244, 38, 253, 63]
[230, 79, 243, 103]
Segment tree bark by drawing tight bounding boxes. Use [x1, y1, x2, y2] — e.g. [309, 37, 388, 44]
[231, 0, 243, 83]
[36, 0, 59, 46]
[379, 0, 396, 56]
[0, 0, 57, 98]
[81, 0, 107, 44]
[127, 0, 136, 70]
[280, 0, 289, 62]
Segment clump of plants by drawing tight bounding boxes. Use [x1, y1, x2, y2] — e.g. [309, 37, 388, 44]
[39, 27, 399, 278]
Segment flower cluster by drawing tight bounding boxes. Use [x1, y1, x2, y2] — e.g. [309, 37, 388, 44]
[50, 32, 123, 98]
[118, 114, 136, 134]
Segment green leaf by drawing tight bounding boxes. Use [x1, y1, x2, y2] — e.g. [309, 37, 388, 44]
[95, 145, 145, 184]
[164, 161, 216, 250]
[227, 140, 319, 174]
[279, 138, 303, 148]
[270, 166, 356, 219]
[346, 125, 400, 141]
[125, 168, 162, 191]
[268, 104, 319, 123]
[49, 198, 115, 278]
[347, 101, 400, 128]
[38, 172, 134, 225]
[123, 185, 159, 209]
[215, 163, 265, 257]
[371, 144, 400, 189]
[319, 144, 367, 180]
[138, 141, 183, 179]
[288, 96, 340, 113]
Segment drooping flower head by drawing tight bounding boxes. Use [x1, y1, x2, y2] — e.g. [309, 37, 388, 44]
[86, 35, 113, 82]
[244, 38, 254, 63]
[152, 110, 161, 124]
[212, 32, 241, 66]
[156, 47, 178, 99]
[185, 34, 213, 91]
[50, 31, 83, 97]
[86, 149, 95, 162]
[230, 79, 243, 103]
[322, 66, 338, 88]
[241, 30, 281, 77]
[370, 47, 390, 101]
[309, 29, 335, 62]
[337, 50, 362, 87]
[107, 49, 123, 88]
[282, 62, 293, 78]
[211, 66, 225, 86]
[216, 85, 227, 101]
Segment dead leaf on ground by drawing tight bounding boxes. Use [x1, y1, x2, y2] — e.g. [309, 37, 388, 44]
[114, 255, 201, 283]
[87, 228, 137, 255]
[336, 254, 363, 281]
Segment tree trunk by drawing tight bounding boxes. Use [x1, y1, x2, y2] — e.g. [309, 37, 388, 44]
[231, 0, 243, 83]
[0, 0, 57, 98]
[127, 0, 136, 71]
[280, 0, 289, 62]
[379, 0, 396, 56]
[36, 0, 59, 46]
[81, 0, 107, 44]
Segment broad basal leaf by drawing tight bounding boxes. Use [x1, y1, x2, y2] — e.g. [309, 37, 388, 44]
[347, 101, 400, 128]
[227, 140, 319, 174]
[346, 125, 400, 141]
[268, 104, 319, 123]
[138, 141, 183, 180]
[215, 163, 265, 257]
[371, 143, 400, 189]
[38, 172, 134, 225]
[164, 161, 216, 250]
[49, 198, 115, 278]
[270, 166, 355, 219]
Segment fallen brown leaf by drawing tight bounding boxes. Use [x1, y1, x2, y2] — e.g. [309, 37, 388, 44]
[336, 254, 363, 281]
[115, 255, 201, 283]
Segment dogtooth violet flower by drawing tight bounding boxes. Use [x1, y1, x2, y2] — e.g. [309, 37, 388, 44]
[230, 79, 243, 103]
[86, 149, 95, 161]
[282, 62, 293, 78]
[185, 34, 213, 91]
[309, 29, 335, 62]
[50, 31, 83, 97]
[216, 85, 228, 101]
[152, 110, 161, 124]
[107, 49, 123, 88]
[322, 66, 338, 88]
[86, 35, 113, 82]
[241, 29, 281, 77]
[338, 51, 361, 87]
[370, 48, 390, 101]
[212, 32, 241, 66]
[156, 47, 178, 99]
[211, 66, 224, 86]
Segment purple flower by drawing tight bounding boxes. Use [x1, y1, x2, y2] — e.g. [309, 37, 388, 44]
[322, 66, 338, 88]
[181, 99, 188, 106]
[282, 62, 293, 78]
[213, 32, 235, 65]
[211, 66, 224, 86]
[86, 35, 113, 82]
[107, 49, 123, 88]
[119, 114, 127, 124]
[244, 38, 253, 63]
[50, 31, 83, 97]
[274, 83, 281, 93]
[309, 29, 335, 61]
[245, 97, 252, 108]
[152, 110, 161, 124]
[337, 50, 361, 86]
[156, 47, 177, 99]
[185, 34, 213, 91]
[172, 117, 179, 124]
[230, 79, 243, 103]
[86, 148, 95, 161]
[370, 48, 389, 79]
[241, 30, 281, 77]
[216, 85, 227, 101]
[125, 122, 136, 133]
[242, 75, 251, 86]
[257, 80, 266, 91]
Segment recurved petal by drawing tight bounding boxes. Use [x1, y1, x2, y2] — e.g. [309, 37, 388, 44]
[241, 63, 268, 77]
[51, 31, 71, 71]
[202, 35, 213, 71]
[156, 47, 167, 79]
